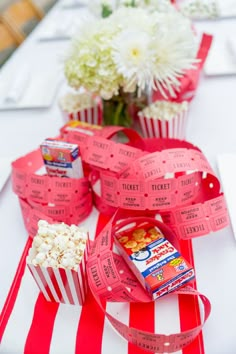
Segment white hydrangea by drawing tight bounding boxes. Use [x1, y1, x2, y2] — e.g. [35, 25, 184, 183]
[64, 6, 197, 99]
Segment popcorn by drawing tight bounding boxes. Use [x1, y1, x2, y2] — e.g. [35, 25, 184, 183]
[28, 220, 88, 270]
[138, 100, 189, 139]
[27, 220, 89, 305]
[59, 92, 96, 113]
[140, 101, 188, 121]
[59, 92, 102, 125]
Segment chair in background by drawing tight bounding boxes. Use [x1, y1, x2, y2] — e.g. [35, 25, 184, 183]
[0, 19, 19, 67]
[1, 0, 41, 42]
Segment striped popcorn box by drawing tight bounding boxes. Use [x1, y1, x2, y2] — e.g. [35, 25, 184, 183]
[59, 92, 102, 125]
[138, 100, 189, 140]
[27, 220, 89, 305]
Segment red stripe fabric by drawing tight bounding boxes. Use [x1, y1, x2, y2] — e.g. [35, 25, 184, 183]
[128, 301, 155, 354]
[0, 237, 32, 341]
[24, 293, 59, 354]
[75, 289, 106, 354]
[0, 212, 205, 354]
[75, 213, 110, 354]
[179, 239, 204, 354]
[47, 267, 63, 302]
[72, 267, 83, 304]
[59, 268, 74, 304]
[36, 267, 55, 302]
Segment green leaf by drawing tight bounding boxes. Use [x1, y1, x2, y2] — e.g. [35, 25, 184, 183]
[101, 4, 113, 18]
[130, 0, 136, 7]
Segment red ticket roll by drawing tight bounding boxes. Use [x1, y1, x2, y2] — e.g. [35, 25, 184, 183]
[12, 149, 93, 237]
[86, 211, 211, 353]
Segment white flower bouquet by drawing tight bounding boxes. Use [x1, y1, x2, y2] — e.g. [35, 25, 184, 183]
[64, 5, 197, 126]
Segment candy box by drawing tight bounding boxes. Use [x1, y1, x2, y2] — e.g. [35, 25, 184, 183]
[27, 220, 89, 305]
[59, 92, 102, 125]
[40, 138, 84, 178]
[114, 222, 194, 300]
[60, 121, 102, 139]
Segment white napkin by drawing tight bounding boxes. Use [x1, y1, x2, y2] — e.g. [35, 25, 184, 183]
[227, 36, 236, 61]
[217, 154, 236, 240]
[4, 68, 30, 104]
[204, 35, 236, 76]
[61, 0, 84, 9]
[54, 17, 71, 35]
[217, 0, 236, 17]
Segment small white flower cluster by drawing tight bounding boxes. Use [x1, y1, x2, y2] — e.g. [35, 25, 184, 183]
[27, 220, 88, 271]
[179, 0, 219, 20]
[120, 0, 171, 12]
[89, 0, 172, 17]
[59, 92, 97, 114]
[140, 100, 188, 120]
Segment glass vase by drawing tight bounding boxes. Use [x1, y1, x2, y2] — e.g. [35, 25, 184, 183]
[102, 88, 148, 128]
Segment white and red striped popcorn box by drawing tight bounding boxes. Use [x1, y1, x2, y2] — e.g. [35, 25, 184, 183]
[138, 100, 189, 140]
[59, 92, 103, 125]
[26, 221, 90, 306]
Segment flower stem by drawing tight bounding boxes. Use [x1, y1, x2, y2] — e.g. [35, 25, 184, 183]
[113, 101, 124, 126]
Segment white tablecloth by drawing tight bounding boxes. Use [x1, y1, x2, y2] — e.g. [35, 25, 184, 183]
[0, 2, 236, 353]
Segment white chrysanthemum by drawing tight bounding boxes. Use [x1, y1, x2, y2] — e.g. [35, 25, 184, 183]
[112, 29, 155, 92]
[65, 6, 198, 99]
[151, 11, 198, 96]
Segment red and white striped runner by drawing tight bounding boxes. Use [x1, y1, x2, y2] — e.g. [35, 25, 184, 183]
[0, 209, 204, 354]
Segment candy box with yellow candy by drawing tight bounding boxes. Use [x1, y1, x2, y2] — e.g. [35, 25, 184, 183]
[60, 121, 102, 139]
[114, 223, 195, 300]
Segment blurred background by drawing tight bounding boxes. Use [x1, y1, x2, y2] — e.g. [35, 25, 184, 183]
[0, 0, 57, 67]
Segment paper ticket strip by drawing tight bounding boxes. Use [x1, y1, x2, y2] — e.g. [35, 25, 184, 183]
[87, 215, 211, 353]
[11, 123, 228, 352]
[61, 123, 229, 239]
[12, 148, 93, 236]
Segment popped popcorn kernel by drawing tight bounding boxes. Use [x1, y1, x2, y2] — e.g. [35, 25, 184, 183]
[27, 220, 89, 270]
[139, 100, 188, 121]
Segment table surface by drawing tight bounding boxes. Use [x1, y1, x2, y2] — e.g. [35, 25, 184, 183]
[1, 1, 236, 354]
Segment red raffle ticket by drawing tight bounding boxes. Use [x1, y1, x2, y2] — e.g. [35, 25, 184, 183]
[86, 214, 211, 353]
[12, 149, 92, 236]
[11, 122, 228, 352]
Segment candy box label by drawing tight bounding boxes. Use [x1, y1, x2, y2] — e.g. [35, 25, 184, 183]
[114, 223, 194, 300]
[40, 139, 84, 178]
[60, 121, 102, 137]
